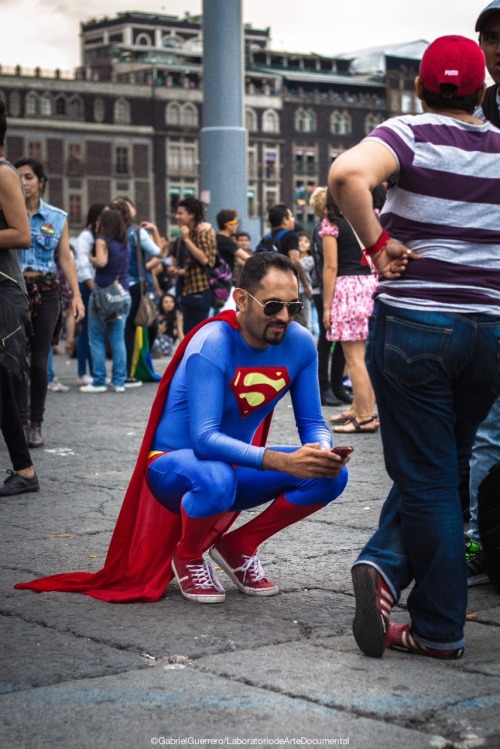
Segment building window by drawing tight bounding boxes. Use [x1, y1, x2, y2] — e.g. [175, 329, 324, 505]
[166, 102, 180, 126]
[40, 93, 52, 117]
[248, 147, 257, 180]
[246, 108, 257, 132]
[94, 97, 105, 123]
[55, 95, 67, 116]
[295, 108, 316, 133]
[114, 98, 130, 125]
[265, 187, 279, 209]
[69, 96, 83, 120]
[115, 146, 129, 175]
[330, 111, 352, 135]
[183, 144, 196, 174]
[26, 92, 38, 116]
[9, 91, 21, 118]
[168, 143, 181, 173]
[28, 141, 43, 160]
[364, 113, 384, 135]
[136, 32, 152, 46]
[180, 103, 198, 127]
[67, 143, 83, 175]
[264, 148, 278, 180]
[262, 109, 279, 133]
[69, 195, 82, 225]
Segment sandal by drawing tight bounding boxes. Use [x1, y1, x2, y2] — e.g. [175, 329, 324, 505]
[333, 417, 379, 434]
[330, 412, 355, 425]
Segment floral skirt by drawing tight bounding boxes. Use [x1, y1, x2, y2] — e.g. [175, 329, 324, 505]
[326, 274, 378, 342]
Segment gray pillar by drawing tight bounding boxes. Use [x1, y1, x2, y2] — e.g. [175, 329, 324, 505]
[201, 0, 248, 229]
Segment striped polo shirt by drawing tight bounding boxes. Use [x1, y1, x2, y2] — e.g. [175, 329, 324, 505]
[367, 113, 500, 314]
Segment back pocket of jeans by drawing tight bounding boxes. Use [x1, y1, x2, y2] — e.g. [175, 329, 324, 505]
[384, 315, 453, 387]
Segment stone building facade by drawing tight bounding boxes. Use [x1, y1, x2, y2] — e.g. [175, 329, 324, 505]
[0, 11, 425, 236]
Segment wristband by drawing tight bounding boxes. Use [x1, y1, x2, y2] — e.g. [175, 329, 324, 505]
[363, 230, 390, 257]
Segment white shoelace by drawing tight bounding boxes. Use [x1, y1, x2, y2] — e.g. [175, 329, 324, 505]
[239, 554, 266, 583]
[186, 560, 225, 592]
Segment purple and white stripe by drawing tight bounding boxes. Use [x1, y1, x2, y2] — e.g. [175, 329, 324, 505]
[366, 114, 500, 314]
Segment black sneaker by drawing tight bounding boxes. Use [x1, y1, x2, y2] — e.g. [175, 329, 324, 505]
[0, 470, 40, 497]
[466, 542, 489, 586]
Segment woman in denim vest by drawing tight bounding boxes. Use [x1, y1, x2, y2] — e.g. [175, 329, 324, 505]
[13, 158, 84, 447]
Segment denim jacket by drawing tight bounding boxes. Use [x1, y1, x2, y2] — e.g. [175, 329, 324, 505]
[19, 199, 68, 273]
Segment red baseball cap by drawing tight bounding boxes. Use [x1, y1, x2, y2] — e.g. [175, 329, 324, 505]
[419, 35, 485, 96]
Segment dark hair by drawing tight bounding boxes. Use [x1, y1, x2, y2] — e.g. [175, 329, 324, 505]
[158, 292, 178, 314]
[14, 157, 48, 193]
[86, 203, 106, 236]
[325, 190, 343, 224]
[298, 231, 310, 241]
[109, 197, 133, 227]
[0, 98, 6, 148]
[178, 197, 205, 225]
[421, 84, 481, 115]
[267, 203, 290, 228]
[216, 208, 237, 230]
[98, 208, 126, 244]
[238, 251, 297, 294]
[236, 231, 251, 241]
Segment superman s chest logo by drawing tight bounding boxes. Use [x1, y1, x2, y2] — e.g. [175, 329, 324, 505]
[230, 366, 291, 418]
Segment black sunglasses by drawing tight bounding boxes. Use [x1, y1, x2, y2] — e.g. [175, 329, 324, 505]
[246, 291, 304, 317]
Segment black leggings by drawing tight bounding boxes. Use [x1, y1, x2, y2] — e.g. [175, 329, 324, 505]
[0, 367, 31, 470]
[12, 288, 61, 423]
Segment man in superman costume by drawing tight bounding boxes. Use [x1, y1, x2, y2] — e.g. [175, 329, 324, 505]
[16, 253, 348, 604]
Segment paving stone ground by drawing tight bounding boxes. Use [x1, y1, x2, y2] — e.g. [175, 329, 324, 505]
[1, 349, 499, 749]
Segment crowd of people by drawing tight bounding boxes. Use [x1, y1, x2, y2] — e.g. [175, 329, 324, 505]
[3, 1, 500, 664]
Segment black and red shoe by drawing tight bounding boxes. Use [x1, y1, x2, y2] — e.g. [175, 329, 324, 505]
[351, 563, 394, 657]
[386, 622, 464, 660]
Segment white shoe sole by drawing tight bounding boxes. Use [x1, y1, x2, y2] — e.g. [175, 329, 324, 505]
[209, 547, 279, 597]
[171, 559, 225, 604]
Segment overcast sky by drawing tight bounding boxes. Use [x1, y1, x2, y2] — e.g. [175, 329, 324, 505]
[0, 0, 483, 71]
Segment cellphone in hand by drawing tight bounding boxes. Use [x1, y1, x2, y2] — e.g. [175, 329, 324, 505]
[331, 445, 354, 460]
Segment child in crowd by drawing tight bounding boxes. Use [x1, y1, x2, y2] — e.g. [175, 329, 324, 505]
[298, 232, 316, 332]
[152, 292, 184, 357]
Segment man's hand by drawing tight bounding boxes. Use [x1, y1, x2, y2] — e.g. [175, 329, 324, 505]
[373, 239, 421, 279]
[263, 443, 349, 479]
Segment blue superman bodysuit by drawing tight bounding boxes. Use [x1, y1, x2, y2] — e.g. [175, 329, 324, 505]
[148, 318, 347, 518]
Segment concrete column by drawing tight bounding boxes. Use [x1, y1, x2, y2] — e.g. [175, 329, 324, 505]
[201, 0, 248, 229]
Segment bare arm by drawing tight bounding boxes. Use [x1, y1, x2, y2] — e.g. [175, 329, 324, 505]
[288, 249, 312, 298]
[329, 140, 420, 279]
[57, 221, 84, 321]
[321, 234, 338, 332]
[263, 443, 347, 479]
[92, 237, 108, 268]
[0, 166, 30, 249]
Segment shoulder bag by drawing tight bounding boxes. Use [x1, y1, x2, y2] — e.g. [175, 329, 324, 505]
[134, 227, 157, 328]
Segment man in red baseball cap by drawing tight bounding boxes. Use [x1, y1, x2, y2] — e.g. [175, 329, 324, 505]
[328, 34, 500, 662]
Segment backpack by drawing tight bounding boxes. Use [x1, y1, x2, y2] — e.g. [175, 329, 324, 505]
[208, 253, 233, 309]
[310, 222, 324, 290]
[255, 228, 290, 254]
[478, 459, 500, 593]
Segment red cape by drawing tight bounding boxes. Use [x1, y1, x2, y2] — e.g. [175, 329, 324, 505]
[15, 311, 272, 602]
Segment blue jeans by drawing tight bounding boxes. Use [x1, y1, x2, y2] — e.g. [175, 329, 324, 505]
[469, 397, 500, 545]
[88, 292, 131, 388]
[359, 302, 500, 649]
[180, 289, 213, 335]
